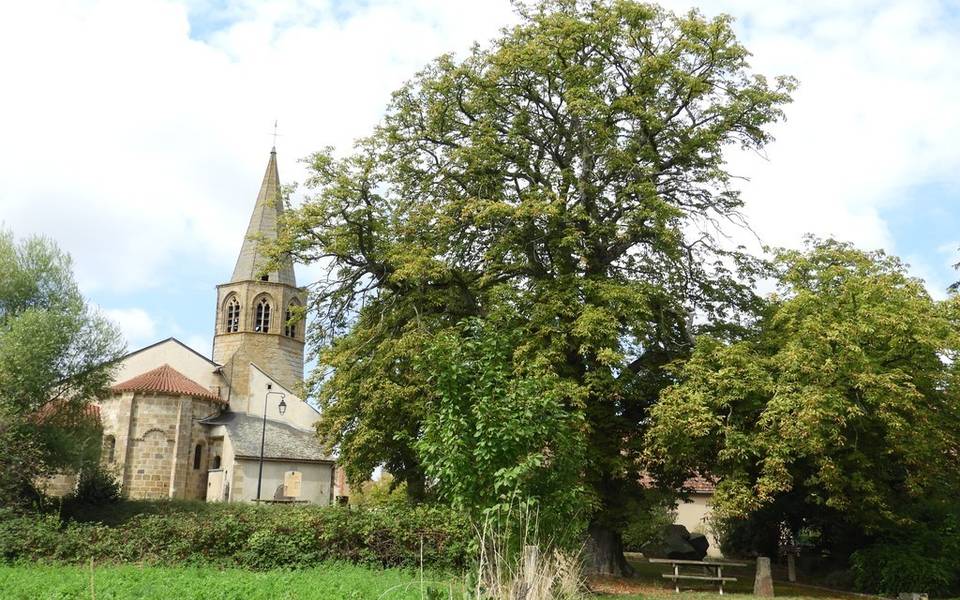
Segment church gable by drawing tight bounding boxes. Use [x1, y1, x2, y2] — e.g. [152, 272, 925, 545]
[114, 338, 222, 394]
[244, 361, 319, 431]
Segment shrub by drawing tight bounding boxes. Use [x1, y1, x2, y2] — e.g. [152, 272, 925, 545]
[71, 463, 120, 505]
[0, 502, 472, 571]
[851, 511, 960, 596]
[621, 500, 676, 553]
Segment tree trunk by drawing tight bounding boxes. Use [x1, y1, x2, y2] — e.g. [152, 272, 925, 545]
[404, 473, 426, 503]
[582, 523, 636, 577]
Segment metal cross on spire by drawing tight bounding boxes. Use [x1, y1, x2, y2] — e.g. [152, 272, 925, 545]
[270, 120, 282, 150]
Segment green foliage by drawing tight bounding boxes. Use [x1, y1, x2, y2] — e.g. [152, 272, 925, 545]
[418, 316, 590, 544]
[621, 496, 676, 552]
[0, 564, 453, 600]
[646, 238, 960, 548]
[71, 463, 121, 505]
[852, 547, 958, 597]
[0, 229, 124, 503]
[348, 473, 410, 508]
[267, 0, 793, 554]
[849, 502, 960, 596]
[0, 502, 471, 571]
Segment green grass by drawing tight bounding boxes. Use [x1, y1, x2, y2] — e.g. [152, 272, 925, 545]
[0, 562, 864, 600]
[0, 563, 457, 600]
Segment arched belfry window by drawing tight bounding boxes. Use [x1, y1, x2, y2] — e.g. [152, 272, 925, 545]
[284, 299, 301, 338]
[254, 296, 271, 333]
[224, 296, 240, 333]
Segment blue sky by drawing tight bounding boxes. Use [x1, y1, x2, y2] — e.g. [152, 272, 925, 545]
[1, 0, 958, 358]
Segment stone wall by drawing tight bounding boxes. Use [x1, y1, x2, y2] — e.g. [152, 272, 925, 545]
[127, 428, 175, 499]
[98, 392, 221, 500]
[675, 493, 721, 557]
[37, 472, 77, 497]
[184, 398, 221, 499]
[237, 459, 333, 504]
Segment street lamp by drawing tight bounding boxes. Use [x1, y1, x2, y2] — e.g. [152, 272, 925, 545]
[256, 387, 286, 502]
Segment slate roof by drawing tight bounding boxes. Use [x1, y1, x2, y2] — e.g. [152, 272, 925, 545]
[111, 364, 223, 402]
[199, 410, 334, 463]
[230, 148, 297, 286]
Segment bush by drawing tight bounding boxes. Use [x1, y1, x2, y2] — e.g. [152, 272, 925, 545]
[851, 546, 959, 596]
[0, 502, 472, 571]
[71, 463, 120, 505]
[851, 512, 960, 596]
[622, 501, 676, 552]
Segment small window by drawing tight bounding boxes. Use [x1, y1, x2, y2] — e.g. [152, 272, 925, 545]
[193, 444, 203, 470]
[103, 435, 116, 463]
[260, 275, 269, 282]
[254, 297, 271, 333]
[212, 455, 222, 469]
[224, 296, 240, 333]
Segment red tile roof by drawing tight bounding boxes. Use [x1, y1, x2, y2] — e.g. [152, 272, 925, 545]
[639, 473, 717, 494]
[34, 401, 101, 427]
[111, 364, 222, 402]
[684, 475, 716, 493]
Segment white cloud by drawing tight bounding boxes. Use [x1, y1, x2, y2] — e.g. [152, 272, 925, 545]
[0, 0, 957, 307]
[102, 307, 157, 348]
[666, 0, 960, 261]
[0, 0, 517, 295]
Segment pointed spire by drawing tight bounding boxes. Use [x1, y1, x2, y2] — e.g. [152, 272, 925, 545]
[230, 148, 297, 286]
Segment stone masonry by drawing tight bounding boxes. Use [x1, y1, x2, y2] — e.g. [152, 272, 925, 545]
[99, 392, 221, 500]
[212, 279, 305, 398]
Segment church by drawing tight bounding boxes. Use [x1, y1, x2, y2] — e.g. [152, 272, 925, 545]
[93, 147, 339, 504]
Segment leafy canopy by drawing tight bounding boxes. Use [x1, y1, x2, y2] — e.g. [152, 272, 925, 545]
[0, 229, 124, 502]
[268, 0, 793, 547]
[645, 238, 960, 535]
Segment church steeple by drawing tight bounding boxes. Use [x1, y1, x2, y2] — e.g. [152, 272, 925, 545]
[230, 148, 297, 286]
[213, 147, 306, 402]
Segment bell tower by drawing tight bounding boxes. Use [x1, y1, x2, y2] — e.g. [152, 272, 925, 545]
[212, 147, 305, 400]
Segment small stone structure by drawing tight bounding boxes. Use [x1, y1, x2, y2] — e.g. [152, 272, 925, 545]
[754, 556, 774, 597]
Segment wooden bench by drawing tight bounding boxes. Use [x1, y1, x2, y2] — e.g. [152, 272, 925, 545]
[649, 558, 747, 595]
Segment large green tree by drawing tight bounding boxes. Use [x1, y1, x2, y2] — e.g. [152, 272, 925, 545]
[0, 230, 124, 504]
[645, 239, 960, 553]
[270, 0, 793, 572]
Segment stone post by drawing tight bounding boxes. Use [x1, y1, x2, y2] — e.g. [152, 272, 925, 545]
[787, 553, 796, 583]
[754, 556, 774, 597]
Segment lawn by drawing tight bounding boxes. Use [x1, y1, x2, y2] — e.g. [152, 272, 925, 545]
[0, 562, 863, 600]
[0, 564, 455, 600]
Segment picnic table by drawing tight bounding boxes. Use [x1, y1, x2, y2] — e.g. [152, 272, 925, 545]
[648, 558, 747, 595]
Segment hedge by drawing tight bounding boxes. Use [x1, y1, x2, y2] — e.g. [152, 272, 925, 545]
[0, 503, 472, 571]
